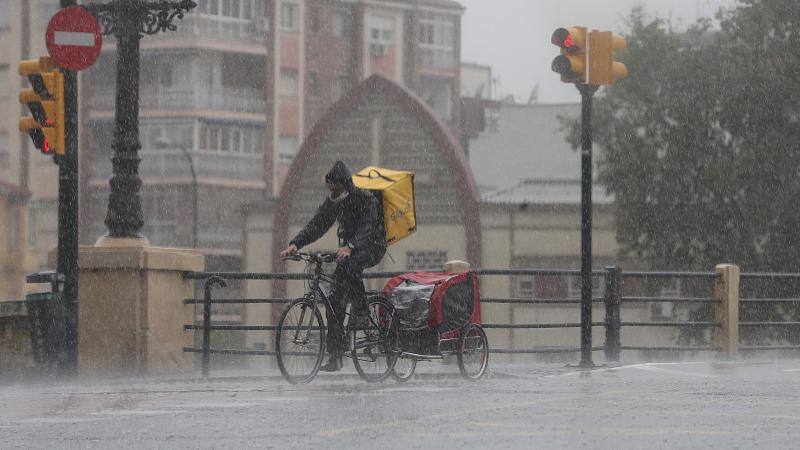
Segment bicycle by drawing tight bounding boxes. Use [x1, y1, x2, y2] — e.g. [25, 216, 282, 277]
[275, 251, 399, 384]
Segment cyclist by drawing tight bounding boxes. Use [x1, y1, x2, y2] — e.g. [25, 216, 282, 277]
[280, 160, 387, 372]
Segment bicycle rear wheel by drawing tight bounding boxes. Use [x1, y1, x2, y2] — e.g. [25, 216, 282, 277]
[457, 323, 488, 380]
[350, 298, 398, 383]
[276, 298, 325, 384]
[391, 355, 416, 382]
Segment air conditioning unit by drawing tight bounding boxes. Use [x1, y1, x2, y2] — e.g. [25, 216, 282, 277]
[369, 42, 387, 57]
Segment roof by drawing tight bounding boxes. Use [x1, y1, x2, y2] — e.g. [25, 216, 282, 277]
[481, 179, 613, 206]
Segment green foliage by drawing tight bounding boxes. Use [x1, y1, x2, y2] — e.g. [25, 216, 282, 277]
[562, 2, 800, 345]
[565, 2, 800, 273]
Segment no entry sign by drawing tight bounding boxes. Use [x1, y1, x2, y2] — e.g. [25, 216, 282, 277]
[45, 6, 102, 71]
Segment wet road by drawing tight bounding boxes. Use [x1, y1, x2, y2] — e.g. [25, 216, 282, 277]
[1, 360, 799, 448]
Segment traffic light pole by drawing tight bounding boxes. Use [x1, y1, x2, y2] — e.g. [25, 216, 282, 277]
[577, 83, 598, 368]
[50, 0, 79, 377]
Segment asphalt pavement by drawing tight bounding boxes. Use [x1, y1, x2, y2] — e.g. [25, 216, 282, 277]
[1, 359, 799, 449]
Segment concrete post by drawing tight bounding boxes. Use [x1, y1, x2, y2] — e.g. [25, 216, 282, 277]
[714, 264, 740, 359]
[77, 245, 204, 378]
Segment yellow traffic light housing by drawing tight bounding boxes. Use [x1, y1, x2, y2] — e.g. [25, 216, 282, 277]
[551, 26, 587, 83]
[18, 57, 65, 155]
[588, 31, 628, 85]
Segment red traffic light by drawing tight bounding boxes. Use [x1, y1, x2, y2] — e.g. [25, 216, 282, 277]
[552, 28, 578, 51]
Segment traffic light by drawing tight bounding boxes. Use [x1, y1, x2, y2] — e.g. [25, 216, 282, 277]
[551, 26, 587, 83]
[587, 30, 628, 85]
[18, 57, 65, 155]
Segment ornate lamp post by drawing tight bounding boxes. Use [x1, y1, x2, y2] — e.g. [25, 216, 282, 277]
[86, 0, 196, 242]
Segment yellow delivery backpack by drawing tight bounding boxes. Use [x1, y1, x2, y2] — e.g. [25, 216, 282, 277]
[352, 166, 417, 245]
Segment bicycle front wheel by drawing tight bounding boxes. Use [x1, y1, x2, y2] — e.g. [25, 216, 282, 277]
[275, 298, 325, 384]
[350, 298, 398, 383]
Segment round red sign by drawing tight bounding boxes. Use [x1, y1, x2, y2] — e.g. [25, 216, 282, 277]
[45, 6, 102, 71]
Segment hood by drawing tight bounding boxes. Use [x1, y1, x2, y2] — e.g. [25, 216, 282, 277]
[325, 160, 356, 192]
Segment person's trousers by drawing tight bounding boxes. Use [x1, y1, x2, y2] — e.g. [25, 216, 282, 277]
[325, 246, 384, 356]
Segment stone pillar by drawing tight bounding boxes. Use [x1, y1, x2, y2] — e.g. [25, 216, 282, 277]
[77, 244, 204, 378]
[714, 264, 740, 359]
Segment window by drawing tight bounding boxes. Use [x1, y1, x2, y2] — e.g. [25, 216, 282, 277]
[157, 65, 172, 87]
[220, 127, 231, 151]
[568, 276, 604, 299]
[308, 72, 320, 99]
[198, 122, 263, 153]
[280, 2, 298, 31]
[201, 0, 219, 15]
[280, 68, 298, 96]
[406, 251, 447, 272]
[207, 125, 220, 150]
[310, 6, 320, 33]
[241, 127, 254, 154]
[251, 0, 263, 18]
[0, 132, 8, 168]
[517, 275, 535, 299]
[9, 209, 20, 251]
[28, 208, 37, 247]
[332, 76, 348, 103]
[368, 15, 394, 56]
[0, 65, 7, 100]
[202, 0, 256, 18]
[332, 9, 349, 38]
[419, 13, 456, 69]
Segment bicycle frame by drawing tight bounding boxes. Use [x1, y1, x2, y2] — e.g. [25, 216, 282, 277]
[289, 254, 345, 345]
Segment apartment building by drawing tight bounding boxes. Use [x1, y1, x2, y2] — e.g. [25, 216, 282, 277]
[79, 0, 463, 273]
[81, 0, 269, 275]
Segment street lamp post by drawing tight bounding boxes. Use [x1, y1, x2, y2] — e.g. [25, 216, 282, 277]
[86, 0, 196, 242]
[155, 137, 197, 248]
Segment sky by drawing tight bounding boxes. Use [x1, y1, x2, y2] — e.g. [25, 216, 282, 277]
[459, 0, 740, 104]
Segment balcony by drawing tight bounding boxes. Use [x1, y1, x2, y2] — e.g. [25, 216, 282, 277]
[419, 47, 456, 71]
[91, 148, 265, 183]
[89, 85, 266, 114]
[153, 14, 268, 47]
[145, 149, 264, 180]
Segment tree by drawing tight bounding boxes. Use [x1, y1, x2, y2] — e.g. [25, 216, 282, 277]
[565, 2, 800, 273]
[563, 2, 800, 346]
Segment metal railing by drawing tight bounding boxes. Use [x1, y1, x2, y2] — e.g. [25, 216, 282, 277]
[171, 14, 269, 44]
[181, 265, 800, 376]
[89, 85, 266, 114]
[738, 272, 800, 352]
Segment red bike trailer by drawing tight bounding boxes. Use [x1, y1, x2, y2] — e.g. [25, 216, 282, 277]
[383, 270, 488, 380]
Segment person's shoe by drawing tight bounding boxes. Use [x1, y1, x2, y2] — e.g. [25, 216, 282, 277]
[319, 354, 343, 372]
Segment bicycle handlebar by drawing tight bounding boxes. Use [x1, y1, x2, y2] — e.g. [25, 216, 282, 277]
[282, 251, 336, 264]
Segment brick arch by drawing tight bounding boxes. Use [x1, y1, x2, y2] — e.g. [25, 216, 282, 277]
[272, 75, 481, 289]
